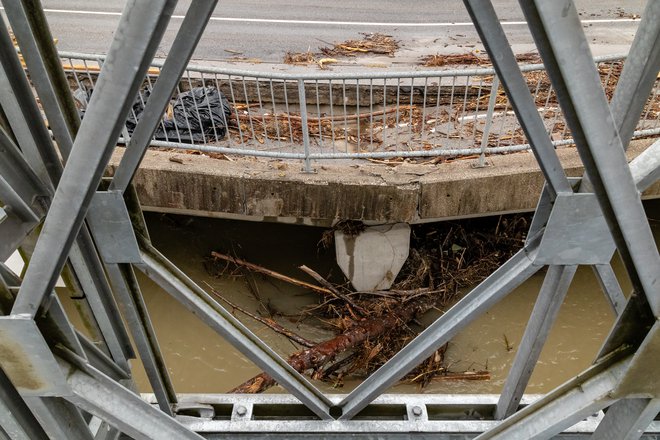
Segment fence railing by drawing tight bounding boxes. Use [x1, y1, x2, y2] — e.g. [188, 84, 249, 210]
[59, 51, 660, 171]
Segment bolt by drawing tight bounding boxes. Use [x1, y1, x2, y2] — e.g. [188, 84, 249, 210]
[411, 406, 423, 417]
[235, 405, 247, 417]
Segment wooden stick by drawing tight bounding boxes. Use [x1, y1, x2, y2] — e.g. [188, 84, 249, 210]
[211, 252, 333, 296]
[435, 371, 490, 381]
[203, 282, 317, 349]
[298, 265, 367, 315]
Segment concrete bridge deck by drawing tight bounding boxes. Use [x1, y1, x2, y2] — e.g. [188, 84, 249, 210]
[108, 138, 660, 227]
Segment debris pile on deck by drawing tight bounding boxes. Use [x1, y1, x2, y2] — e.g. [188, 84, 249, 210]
[419, 52, 541, 67]
[284, 33, 399, 69]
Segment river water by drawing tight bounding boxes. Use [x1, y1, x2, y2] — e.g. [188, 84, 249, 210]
[64, 200, 659, 396]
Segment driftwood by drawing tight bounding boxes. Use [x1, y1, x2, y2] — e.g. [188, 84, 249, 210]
[436, 371, 490, 381]
[298, 265, 366, 316]
[204, 282, 316, 348]
[230, 296, 435, 393]
[211, 215, 540, 393]
[211, 252, 366, 313]
[210, 251, 333, 297]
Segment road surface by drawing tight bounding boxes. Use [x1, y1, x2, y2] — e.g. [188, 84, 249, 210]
[9, 0, 646, 67]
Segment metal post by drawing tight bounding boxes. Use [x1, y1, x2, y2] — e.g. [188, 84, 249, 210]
[298, 79, 313, 172]
[477, 75, 499, 168]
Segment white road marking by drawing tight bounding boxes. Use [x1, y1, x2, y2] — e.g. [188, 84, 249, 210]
[5, 7, 642, 27]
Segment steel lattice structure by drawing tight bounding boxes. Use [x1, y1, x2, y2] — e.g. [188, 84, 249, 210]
[0, 0, 658, 439]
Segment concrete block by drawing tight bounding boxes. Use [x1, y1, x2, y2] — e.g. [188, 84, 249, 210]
[335, 223, 411, 292]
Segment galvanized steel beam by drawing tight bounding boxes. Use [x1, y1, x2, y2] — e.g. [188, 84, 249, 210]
[1, 0, 79, 159]
[23, 397, 94, 440]
[463, 0, 573, 199]
[136, 243, 335, 420]
[592, 398, 660, 440]
[0, 16, 60, 187]
[0, 368, 49, 440]
[495, 265, 577, 419]
[12, 0, 176, 317]
[592, 265, 627, 316]
[62, 359, 203, 440]
[476, 355, 630, 440]
[0, 0, 657, 437]
[610, 0, 660, 151]
[105, 263, 176, 416]
[522, 0, 660, 316]
[338, 238, 542, 419]
[630, 139, 660, 193]
[110, 0, 219, 193]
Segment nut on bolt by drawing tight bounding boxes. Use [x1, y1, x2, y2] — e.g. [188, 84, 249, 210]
[235, 405, 247, 417]
[411, 405, 423, 417]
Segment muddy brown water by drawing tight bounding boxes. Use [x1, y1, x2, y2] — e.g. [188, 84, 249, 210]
[60, 201, 660, 396]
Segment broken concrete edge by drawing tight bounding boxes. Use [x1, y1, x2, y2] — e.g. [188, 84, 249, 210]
[105, 138, 659, 227]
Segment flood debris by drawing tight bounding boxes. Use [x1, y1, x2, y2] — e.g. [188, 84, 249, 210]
[283, 33, 399, 69]
[284, 50, 317, 65]
[229, 105, 415, 146]
[207, 214, 531, 392]
[419, 52, 541, 67]
[419, 52, 484, 67]
[319, 33, 400, 57]
[283, 50, 339, 70]
[224, 57, 656, 157]
[229, 294, 437, 393]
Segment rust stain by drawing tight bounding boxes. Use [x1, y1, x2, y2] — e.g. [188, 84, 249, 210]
[0, 332, 46, 391]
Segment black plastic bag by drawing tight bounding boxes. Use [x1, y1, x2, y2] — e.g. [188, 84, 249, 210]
[155, 87, 232, 143]
[78, 86, 232, 144]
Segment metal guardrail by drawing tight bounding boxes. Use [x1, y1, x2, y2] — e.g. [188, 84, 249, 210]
[59, 51, 660, 171]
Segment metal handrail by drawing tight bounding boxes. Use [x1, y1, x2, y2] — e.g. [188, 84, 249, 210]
[57, 51, 660, 170]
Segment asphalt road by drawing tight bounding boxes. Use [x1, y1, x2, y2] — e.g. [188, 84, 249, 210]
[12, 0, 646, 67]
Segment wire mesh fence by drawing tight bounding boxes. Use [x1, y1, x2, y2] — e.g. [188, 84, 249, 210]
[59, 51, 660, 170]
